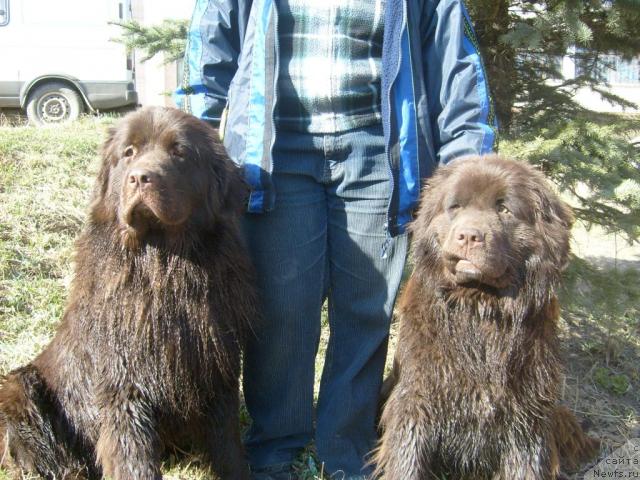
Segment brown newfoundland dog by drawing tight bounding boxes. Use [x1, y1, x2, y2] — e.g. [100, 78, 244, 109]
[374, 155, 598, 479]
[0, 107, 256, 479]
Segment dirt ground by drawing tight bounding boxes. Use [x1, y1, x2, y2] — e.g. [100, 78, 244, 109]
[553, 224, 639, 478]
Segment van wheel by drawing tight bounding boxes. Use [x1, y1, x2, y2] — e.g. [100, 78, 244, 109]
[26, 82, 84, 126]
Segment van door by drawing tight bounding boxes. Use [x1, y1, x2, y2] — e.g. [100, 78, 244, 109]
[0, 0, 22, 107]
[17, 0, 137, 115]
[0, 0, 8, 25]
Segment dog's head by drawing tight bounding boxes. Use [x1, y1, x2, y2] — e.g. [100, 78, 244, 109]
[411, 155, 573, 293]
[90, 107, 247, 249]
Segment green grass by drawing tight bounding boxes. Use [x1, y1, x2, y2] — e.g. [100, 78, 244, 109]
[0, 118, 107, 372]
[0, 116, 638, 479]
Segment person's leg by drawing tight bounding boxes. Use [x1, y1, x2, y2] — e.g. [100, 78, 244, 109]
[242, 131, 328, 473]
[315, 124, 408, 478]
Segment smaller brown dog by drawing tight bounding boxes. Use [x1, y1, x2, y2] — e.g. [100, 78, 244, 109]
[374, 155, 598, 480]
[0, 107, 256, 479]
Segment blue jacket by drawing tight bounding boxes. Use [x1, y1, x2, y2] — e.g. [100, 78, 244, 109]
[176, 0, 498, 236]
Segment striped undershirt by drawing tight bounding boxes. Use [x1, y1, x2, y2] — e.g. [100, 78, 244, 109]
[275, 0, 385, 133]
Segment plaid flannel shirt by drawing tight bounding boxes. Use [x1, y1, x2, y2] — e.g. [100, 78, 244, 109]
[276, 0, 385, 133]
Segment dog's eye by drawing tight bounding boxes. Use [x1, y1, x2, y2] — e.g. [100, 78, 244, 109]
[170, 144, 183, 158]
[447, 203, 460, 211]
[123, 146, 136, 158]
[496, 200, 511, 214]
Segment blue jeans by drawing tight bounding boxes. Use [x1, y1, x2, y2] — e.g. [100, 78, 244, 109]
[242, 123, 408, 477]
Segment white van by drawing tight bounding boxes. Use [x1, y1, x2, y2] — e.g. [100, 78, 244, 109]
[0, 0, 137, 125]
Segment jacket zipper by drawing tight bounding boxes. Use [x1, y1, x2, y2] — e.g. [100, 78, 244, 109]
[269, 1, 279, 170]
[381, 0, 407, 256]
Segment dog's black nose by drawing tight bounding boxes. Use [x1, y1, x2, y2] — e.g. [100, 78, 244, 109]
[128, 169, 154, 186]
[455, 227, 485, 247]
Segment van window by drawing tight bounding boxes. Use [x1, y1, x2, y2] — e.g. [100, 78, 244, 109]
[0, 0, 9, 26]
[22, 0, 113, 26]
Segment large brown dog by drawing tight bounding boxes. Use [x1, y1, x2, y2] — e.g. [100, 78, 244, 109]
[0, 107, 256, 479]
[374, 156, 598, 479]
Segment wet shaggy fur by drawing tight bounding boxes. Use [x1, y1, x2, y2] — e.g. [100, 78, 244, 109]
[374, 156, 599, 479]
[0, 107, 256, 479]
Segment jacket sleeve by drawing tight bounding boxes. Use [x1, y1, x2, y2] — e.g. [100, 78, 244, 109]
[421, 0, 498, 164]
[174, 0, 251, 123]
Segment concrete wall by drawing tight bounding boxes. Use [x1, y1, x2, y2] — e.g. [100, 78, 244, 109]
[130, 0, 195, 107]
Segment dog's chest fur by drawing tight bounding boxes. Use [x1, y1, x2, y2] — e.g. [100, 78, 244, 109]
[38, 226, 245, 418]
[397, 280, 561, 428]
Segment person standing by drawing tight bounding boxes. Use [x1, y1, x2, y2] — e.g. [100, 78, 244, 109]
[176, 0, 497, 478]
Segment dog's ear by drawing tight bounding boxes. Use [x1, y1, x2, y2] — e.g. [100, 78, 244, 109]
[100, 126, 118, 163]
[533, 184, 574, 230]
[407, 163, 458, 270]
[89, 127, 119, 224]
[530, 176, 574, 271]
[203, 136, 249, 223]
[409, 162, 457, 236]
[222, 163, 250, 215]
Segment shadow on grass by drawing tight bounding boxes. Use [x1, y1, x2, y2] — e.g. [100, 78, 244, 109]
[558, 255, 640, 479]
